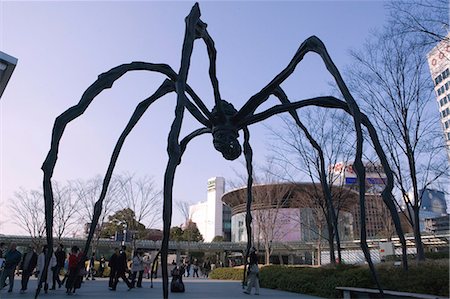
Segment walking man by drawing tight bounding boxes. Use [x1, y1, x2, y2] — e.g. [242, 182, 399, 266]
[108, 248, 119, 288]
[110, 246, 133, 291]
[0, 243, 22, 293]
[19, 245, 37, 294]
[86, 252, 96, 280]
[51, 243, 65, 289]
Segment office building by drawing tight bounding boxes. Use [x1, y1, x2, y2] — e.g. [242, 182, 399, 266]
[427, 33, 450, 161]
[189, 177, 229, 242]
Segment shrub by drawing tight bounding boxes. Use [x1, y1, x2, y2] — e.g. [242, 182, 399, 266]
[209, 267, 244, 280]
[211, 262, 449, 298]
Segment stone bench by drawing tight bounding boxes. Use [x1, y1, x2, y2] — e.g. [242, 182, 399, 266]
[336, 287, 447, 299]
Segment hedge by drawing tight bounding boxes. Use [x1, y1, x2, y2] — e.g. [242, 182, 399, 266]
[209, 261, 449, 298]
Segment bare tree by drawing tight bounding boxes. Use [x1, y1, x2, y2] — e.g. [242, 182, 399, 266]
[11, 188, 46, 246]
[52, 181, 78, 240]
[386, 0, 449, 48]
[268, 108, 355, 264]
[176, 200, 191, 226]
[116, 173, 162, 231]
[347, 27, 450, 260]
[252, 179, 293, 265]
[72, 175, 121, 241]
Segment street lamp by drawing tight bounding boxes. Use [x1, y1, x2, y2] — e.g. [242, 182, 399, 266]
[0, 51, 18, 99]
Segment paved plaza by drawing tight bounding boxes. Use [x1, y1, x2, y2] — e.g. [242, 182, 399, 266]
[0, 277, 323, 299]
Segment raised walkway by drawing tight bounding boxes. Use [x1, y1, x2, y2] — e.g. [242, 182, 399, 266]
[0, 277, 323, 299]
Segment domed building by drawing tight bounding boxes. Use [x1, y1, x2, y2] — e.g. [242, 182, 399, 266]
[222, 183, 360, 243]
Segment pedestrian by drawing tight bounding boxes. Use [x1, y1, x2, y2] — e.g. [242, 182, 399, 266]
[110, 245, 133, 291]
[202, 259, 211, 278]
[37, 245, 57, 294]
[108, 248, 119, 288]
[143, 255, 151, 279]
[51, 243, 65, 289]
[0, 242, 22, 293]
[98, 255, 106, 278]
[19, 245, 38, 294]
[65, 246, 81, 295]
[130, 250, 144, 288]
[170, 264, 185, 292]
[243, 247, 260, 295]
[86, 252, 96, 280]
[185, 260, 191, 277]
[192, 259, 199, 277]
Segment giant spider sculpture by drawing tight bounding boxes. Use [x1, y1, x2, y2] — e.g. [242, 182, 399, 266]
[39, 3, 408, 299]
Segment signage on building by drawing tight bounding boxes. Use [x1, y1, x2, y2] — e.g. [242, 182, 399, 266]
[330, 162, 387, 191]
[207, 179, 215, 191]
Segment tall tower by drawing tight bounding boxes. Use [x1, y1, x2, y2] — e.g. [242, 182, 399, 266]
[427, 34, 450, 162]
[207, 177, 225, 241]
[189, 177, 225, 242]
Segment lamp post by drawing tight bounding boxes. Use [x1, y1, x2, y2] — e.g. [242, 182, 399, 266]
[0, 51, 18, 99]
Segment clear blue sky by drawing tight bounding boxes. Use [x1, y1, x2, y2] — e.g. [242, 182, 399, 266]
[0, 1, 387, 234]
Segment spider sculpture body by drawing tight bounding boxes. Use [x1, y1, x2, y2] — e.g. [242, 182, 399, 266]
[39, 3, 408, 299]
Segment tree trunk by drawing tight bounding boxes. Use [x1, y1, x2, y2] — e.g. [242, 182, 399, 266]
[327, 222, 336, 265]
[413, 206, 425, 261]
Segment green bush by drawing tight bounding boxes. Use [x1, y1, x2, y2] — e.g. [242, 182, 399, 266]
[210, 262, 449, 298]
[209, 267, 244, 280]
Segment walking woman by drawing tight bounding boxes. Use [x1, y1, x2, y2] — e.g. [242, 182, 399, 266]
[65, 246, 80, 295]
[37, 245, 56, 294]
[244, 247, 260, 295]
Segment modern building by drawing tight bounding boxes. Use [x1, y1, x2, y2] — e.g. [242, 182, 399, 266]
[401, 188, 449, 232]
[328, 162, 395, 238]
[0, 51, 18, 99]
[222, 183, 358, 243]
[427, 33, 450, 161]
[189, 177, 230, 242]
[424, 215, 449, 233]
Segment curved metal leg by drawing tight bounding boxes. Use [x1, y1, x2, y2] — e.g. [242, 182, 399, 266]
[242, 127, 254, 288]
[272, 87, 341, 263]
[82, 79, 175, 258]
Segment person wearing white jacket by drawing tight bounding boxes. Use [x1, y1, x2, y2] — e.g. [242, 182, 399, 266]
[37, 245, 57, 294]
[130, 251, 144, 288]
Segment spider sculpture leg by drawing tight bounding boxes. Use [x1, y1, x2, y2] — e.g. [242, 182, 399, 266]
[234, 36, 384, 292]
[241, 127, 254, 288]
[38, 62, 187, 299]
[81, 78, 211, 259]
[161, 5, 201, 299]
[272, 87, 342, 263]
[242, 95, 409, 289]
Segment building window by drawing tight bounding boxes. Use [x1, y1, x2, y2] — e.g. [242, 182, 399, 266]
[435, 74, 443, 85]
[443, 68, 449, 79]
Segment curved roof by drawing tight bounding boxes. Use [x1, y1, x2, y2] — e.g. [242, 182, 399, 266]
[222, 182, 360, 215]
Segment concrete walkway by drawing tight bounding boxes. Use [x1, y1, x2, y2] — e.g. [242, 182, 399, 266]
[0, 277, 323, 299]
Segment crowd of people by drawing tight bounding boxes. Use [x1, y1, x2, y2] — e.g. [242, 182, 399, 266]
[0, 242, 261, 295]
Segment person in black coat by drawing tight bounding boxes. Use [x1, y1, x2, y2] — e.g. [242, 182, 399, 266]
[108, 248, 119, 288]
[110, 246, 133, 291]
[51, 243, 65, 289]
[19, 245, 37, 294]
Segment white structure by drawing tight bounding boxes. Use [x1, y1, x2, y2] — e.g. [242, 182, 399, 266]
[189, 177, 225, 242]
[427, 33, 450, 161]
[0, 51, 18, 99]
